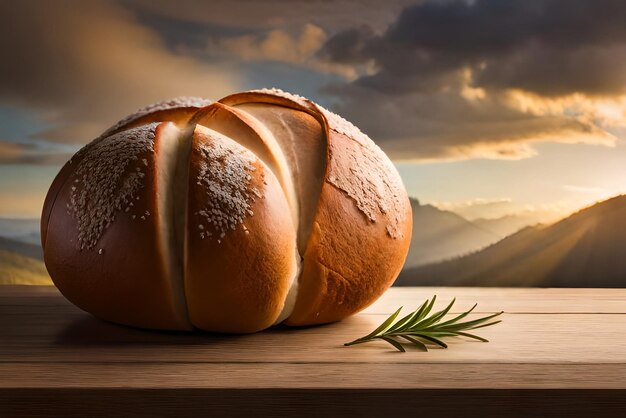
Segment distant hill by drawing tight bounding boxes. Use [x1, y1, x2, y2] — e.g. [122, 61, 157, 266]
[0, 236, 43, 260]
[0, 218, 40, 245]
[397, 195, 626, 287]
[0, 218, 52, 284]
[473, 214, 539, 238]
[404, 198, 502, 269]
[0, 235, 50, 285]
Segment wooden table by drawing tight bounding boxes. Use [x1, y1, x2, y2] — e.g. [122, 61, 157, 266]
[1, 286, 625, 417]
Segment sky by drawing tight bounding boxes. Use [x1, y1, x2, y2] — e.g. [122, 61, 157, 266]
[2, 0, 626, 222]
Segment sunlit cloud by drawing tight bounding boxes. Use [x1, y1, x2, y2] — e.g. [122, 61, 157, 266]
[0, 141, 25, 160]
[205, 24, 368, 80]
[0, 191, 47, 219]
[429, 197, 585, 223]
[563, 185, 612, 195]
[504, 89, 626, 140]
[431, 197, 513, 212]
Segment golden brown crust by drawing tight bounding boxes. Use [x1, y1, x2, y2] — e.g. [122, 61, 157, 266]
[220, 91, 320, 119]
[184, 126, 297, 333]
[43, 123, 191, 330]
[285, 130, 412, 325]
[41, 159, 79, 250]
[217, 89, 412, 326]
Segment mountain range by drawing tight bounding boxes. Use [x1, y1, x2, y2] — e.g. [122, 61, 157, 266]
[404, 198, 534, 269]
[2, 195, 626, 288]
[472, 214, 540, 239]
[0, 217, 50, 284]
[0, 236, 50, 285]
[397, 195, 626, 288]
[0, 218, 41, 245]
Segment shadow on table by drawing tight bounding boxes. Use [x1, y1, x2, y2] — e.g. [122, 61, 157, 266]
[54, 313, 326, 346]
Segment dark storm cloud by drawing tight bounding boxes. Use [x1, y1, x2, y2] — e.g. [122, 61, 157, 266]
[321, 0, 626, 96]
[313, 0, 626, 160]
[122, 0, 418, 33]
[316, 25, 377, 64]
[127, 4, 256, 53]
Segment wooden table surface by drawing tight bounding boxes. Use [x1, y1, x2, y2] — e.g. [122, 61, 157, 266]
[1, 285, 625, 417]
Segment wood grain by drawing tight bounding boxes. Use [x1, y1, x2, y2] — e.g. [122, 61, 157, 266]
[1, 285, 625, 417]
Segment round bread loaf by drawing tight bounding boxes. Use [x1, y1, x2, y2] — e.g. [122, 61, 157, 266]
[41, 89, 412, 333]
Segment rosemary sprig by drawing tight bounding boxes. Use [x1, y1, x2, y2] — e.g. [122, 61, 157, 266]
[344, 296, 503, 352]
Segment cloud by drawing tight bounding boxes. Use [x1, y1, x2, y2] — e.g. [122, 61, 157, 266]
[0, 1, 241, 145]
[0, 140, 73, 165]
[328, 0, 626, 96]
[430, 197, 520, 220]
[3, 0, 626, 163]
[0, 141, 27, 161]
[323, 81, 616, 161]
[563, 185, 612, 195]
[430, 197, 571, 222]
[431, 197, 513, 211]
[316, 25, 378, 65]
[317, 0, 626, 161]
[124, 0, 418, 33]
[207, 24, 363, 80]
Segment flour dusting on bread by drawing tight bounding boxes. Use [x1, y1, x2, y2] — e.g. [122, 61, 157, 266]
[194, 129, 263, 243]
[67, 124, 157, 250]
[320, 108, 406, 239]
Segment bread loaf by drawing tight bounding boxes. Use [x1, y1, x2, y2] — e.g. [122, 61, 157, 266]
[41, 89, 412, 333]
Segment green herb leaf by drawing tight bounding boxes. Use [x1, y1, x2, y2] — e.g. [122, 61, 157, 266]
[344, 306, 403, 346]
[344, 296, 503, 352]
[380, 336, 406, 352]
[399, 335, 428, 351]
